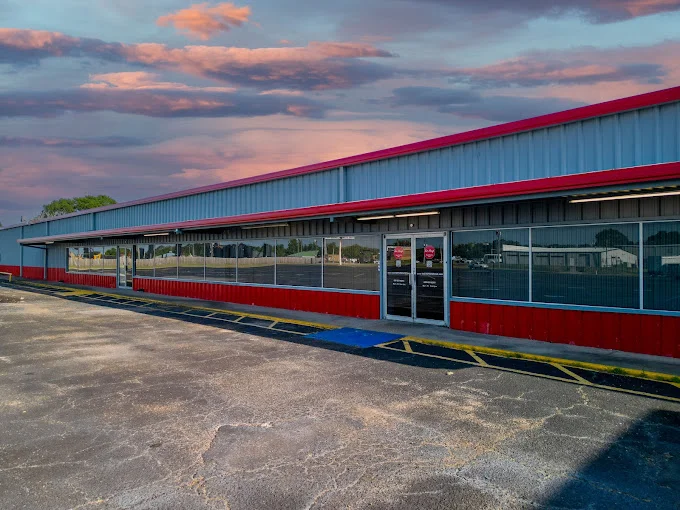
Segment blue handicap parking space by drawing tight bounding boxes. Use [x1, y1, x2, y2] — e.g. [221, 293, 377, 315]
[305, 327, 404, 348]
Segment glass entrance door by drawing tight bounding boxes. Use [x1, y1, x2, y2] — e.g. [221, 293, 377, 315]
[385, 238, 413, 319]
[118, 247, 133, 288]
[384, 234, 447, 325]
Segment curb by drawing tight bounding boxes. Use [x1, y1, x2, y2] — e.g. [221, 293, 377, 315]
[404, 336, 680, 385]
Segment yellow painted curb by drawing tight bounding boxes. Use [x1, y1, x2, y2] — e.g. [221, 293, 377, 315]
[402, 336, 680, 385]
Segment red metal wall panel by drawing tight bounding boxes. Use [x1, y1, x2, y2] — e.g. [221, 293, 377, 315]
[22, 266, 45, 280]
[133, 278, 380, 320]
[449, 301, 680, 358]
[45, 267, 116, 289]
[0, 265, 21, 277]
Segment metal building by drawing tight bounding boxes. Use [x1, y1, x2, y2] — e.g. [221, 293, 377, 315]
[2, 86, 679, 358]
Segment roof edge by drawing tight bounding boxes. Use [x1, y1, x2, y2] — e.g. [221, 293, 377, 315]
[5, 85, 680, 231]
[18, 161, 680, 245]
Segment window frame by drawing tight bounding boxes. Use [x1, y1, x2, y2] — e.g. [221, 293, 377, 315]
[450, 220, 680, 314]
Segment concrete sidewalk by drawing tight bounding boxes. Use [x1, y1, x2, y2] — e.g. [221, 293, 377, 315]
[29, 280, 680, 378]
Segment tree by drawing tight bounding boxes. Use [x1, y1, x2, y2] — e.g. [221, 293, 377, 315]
[37, 195, 117, 219]
[594, 228, 631, 248]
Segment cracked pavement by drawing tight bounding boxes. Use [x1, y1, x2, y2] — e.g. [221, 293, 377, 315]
[0, 286, 678, 509]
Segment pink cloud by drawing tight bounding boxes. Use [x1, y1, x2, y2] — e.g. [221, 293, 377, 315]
[81, 71, 236, 92]
[447, 40, 680, 90]
[0, 29, 395, 90]
[0, 88, 326, 119]
[157, 2, 251, 40]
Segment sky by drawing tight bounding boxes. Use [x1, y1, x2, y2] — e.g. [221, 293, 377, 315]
[1, 0, 679, 226]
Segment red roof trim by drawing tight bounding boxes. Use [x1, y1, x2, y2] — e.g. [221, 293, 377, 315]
[19, 162, 680, 244]
[8, 85, 680, 230]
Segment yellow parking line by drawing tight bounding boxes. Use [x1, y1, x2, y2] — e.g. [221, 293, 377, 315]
[551, 363, 590, 384]
[402, 340, 413, 353]
[379, 345, 680, 403]
[267, 321, 279, 329]
[466, 350, 488, 366]
[402, 336, 679, 385]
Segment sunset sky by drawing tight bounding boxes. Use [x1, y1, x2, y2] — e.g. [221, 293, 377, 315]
[1, 0, 679, 225]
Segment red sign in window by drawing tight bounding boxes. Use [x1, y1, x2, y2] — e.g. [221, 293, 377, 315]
[424, 245, 436, 260]
[393, 246, 404, 260]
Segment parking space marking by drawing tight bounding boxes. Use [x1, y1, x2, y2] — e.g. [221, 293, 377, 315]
[466, 350, 488, 366]
[551, 362, 590, 384]
[5, 280, 679, 402]
[379, 340, 680, 403]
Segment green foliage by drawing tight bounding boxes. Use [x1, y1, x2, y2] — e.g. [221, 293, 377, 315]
[594, 228, 631, 248]
[38, 195, 117, 219]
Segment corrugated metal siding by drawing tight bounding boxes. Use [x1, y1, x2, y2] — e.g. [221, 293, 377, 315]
[94, 169, 339, 230]
[49, 214, 93, 235]
[47, 245, 66, 269]
[346, 103, 680, 201]
[450, 301, 680, 358]
[0, 227, 21, 266]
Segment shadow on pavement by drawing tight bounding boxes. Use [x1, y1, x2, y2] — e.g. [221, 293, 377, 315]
[541, 409, 680, 509]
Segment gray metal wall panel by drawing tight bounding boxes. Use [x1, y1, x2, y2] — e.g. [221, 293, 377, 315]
[0, 227, 21, 266]
[346, 103, 680, 201]
[47, 245, 66, 269]
[93, 169, 339, 231]
[21, 223, 47, 267]
[49, 214, 93, 235]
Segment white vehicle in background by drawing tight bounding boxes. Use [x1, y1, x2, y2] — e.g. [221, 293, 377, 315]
[483, 254, 502, 265]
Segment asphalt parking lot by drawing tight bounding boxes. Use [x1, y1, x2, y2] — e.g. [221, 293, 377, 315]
[1, 286, 679, 509]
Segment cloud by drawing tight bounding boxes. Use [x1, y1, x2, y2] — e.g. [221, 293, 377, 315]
[81, 71, 237, 92]
[386, 87, 480, 107]
[439, 95, 587, 122]
[0, 88, 326, 119]
[0, 136, 146, 148]
[0, 116, 448, 224]
[422, 0, 680, 23]
[0, 28, 124, 65]
[383, 86, 585, 121]
[157, 2, 251, 40]
[446, 41, 679, 89]
[0, 29, 395, 90]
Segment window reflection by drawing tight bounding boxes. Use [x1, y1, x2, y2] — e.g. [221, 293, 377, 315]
[323, 236, 380, 291]
[178, 243, 205, 280]
[643, 221, 680, 311]
[135, 244, 154, 277]
[102, 246, 117, 275]
[452, 229, 530, 301]
[532, 224, 639, 308]
[154, 244, 178, 279]
[90, 246, 104, 273]
[275, 238, 322, 287]
[206, 242, 237, 282]
[238, 241, 275, 284]
[68, 247, 86, 273]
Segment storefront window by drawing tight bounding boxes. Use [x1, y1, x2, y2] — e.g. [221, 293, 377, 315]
[154, 244, 178, 279]
[89, 247, 104, 273]
[206, 242, 237, 282]
[643, 221, 680, 311]
[178, 243, 205, 280]
[275, 238, 322, 287]
[102, 246, 117, 275]
[67, 247, 86, 273]
[532, 224, 639, 309]
[451, 229, 530, 301]
[238, 241, 275, 284]
[135, 244, 154, 277]
[323, 236, 380, 291]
